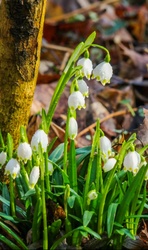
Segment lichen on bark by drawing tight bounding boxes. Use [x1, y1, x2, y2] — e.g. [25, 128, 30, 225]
[0, 0, 47, 148]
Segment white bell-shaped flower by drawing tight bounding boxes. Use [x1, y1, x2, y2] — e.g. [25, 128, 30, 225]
[77, 58, 93, 79]
[0, 151, 7, 167]
[17, 142, 32, 163]
[100, 136, 112, 162]
[31, 129, 48, 153]
[103, 158, 116, 172]
[77, 79, 89, 97]
[68, 91, 85, 110]
[29, 166, 40, 189]
[5, 158, 20, 179]
[123, 151, 141, 174]
[93, 61, 113, 85]
[68, 117, 78, 140]
[48, 161, 54, 176]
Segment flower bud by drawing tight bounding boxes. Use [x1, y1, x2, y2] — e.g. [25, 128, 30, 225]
[29, 166, 40, 189]
[17, 142, 32, 163]
[68, 91, 85, 110]
[77, 79, 89, 97]
[87, 189, 98, 205]
[92, 61, 113, 85]
[0, 151, 7, 167]
[68, 117, 78, 140]
[5, 158, 20, 179]
[31, 129, 48, 153]
[100, 136, 112, 161]
[103, 158, 116, 172]
[77, 58, 93, 79]
[123, 151, 141, 174]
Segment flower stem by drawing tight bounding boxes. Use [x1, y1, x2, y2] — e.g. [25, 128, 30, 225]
[9, 176, 16, 218]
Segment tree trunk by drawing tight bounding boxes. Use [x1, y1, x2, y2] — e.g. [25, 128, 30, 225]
[0, 0, 47, 147]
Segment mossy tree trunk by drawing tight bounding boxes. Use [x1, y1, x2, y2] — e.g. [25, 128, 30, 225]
[0, 0, 47, 148]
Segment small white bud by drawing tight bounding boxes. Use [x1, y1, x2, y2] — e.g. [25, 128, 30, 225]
[103, 158, 117, 172]
[31, 129, 48, 153]
[68, 117, 78, 140]
[92, 61, 113, 85]
[77, 58, 93, 79]
[17, 142, 32, 163]
[68, 91, 85, 110]
[87, 189, 98, 205]
[0, 151, 7, 167]
[123, 151, 141, 174]
[5, 158, 20, 179]
[29, 166, 40, 189]
[77, 79, 89, 97]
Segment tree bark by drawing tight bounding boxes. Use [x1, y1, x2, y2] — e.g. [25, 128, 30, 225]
[0, 0, 47, 147]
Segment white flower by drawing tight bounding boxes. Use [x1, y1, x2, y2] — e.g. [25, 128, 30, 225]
[103, 158, 116, 172]
[17, 142, 32, 163]
[0, 151, 7, 167]
[29, 166, 40, 189]
[123, 151, 141, 174]
[77, 79, 89, 97]
[31, 129, 48, 153]
[77, 58, 93, 79]
[93, 61, 113, 85]
[100, 136, 112, 161]
[68, 91, 85, 110]
[48, 161, 54, 175]
[68, 117, 78, 140]
[87, 189, 98, 205]
[5, 158, 20, 179]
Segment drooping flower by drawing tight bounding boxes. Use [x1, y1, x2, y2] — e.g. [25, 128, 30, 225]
[100, 136, 112, 161]
[77, 79, 89, 97]
[29, 166, 40, 189]
[93, 61, 113, 85]
[31, 129, 48, 153]
[48, 161, 54, 176]
[77, 58, 93, 79]
[87, 189, 98, 205]
[123, 151, 141, 174]
[103, 158, 117, 172]
[0, 151, 7, 168]
[5, 158, 20, 179]
[68, 117, 78, 140]
[68, 91, 85, 110]
[17, 142, 32, 163]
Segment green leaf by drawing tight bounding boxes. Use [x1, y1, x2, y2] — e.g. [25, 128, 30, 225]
[107, 203, 118, 238]
[83, 210, 94, 227]
[116, 164, 148, 224]
[0, 234, 20, 250]
[2, 184, 10, 215]
[48, 219, 62, 235]
[68, 195, 76, 208]
[115, 228, 135, 240]
[49, 143, 64, 162]
[0, 220, 28, 249]
[83, 31, 96, 48]
[32, 197, 43, 242]
[7, 133, 13, 159]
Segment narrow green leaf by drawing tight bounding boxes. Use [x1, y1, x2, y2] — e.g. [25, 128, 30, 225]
[83, 31, 96, 48]
[68, 195, 76, 208]
[116, 164, 148, 224]
[0, 221, 28, 249]
[32, 197, 43, 242]
[83, 210, 94, 227]
[107, 203, 118, 238]
[49, 143, 64, 162]
[115, 228, 135, 240]
[0, 235, 20, 250]
[2, 184, 10, 215]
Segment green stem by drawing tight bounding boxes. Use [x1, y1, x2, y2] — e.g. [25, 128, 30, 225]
[40, 156, 48, 249]
[95, 127, 103, 193]
[44, 151, 50, 193]
[9, 176, 16, 218]
[63, 110, 71, 174]
[97, 165, 117, 235]
[68, 140, 78, 192]
[83, 120, 100, 210]
[91, 44, 111, 62]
